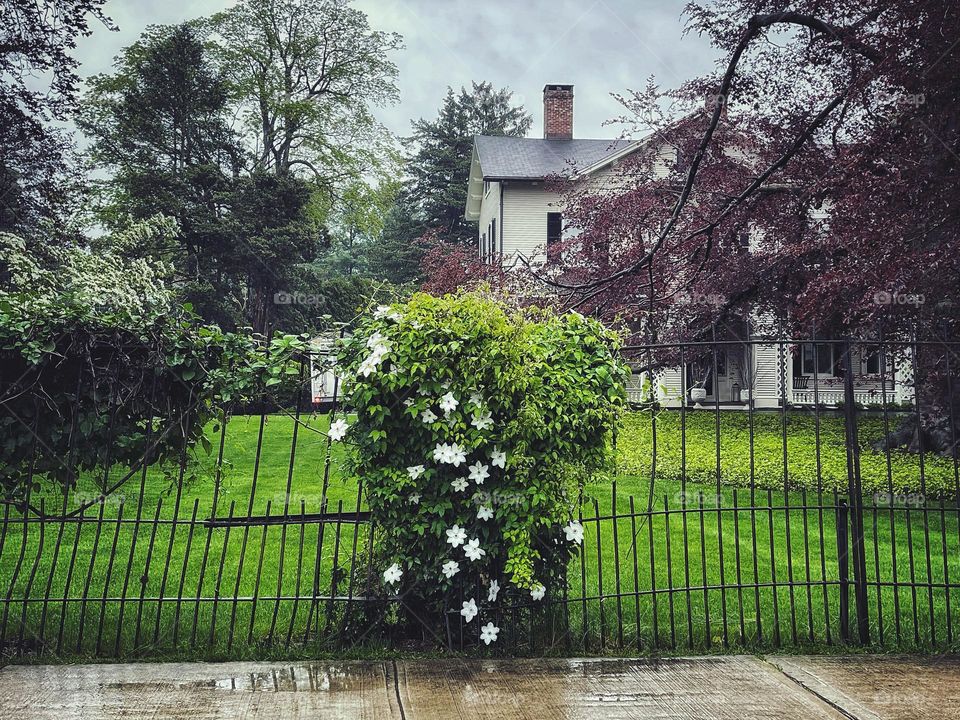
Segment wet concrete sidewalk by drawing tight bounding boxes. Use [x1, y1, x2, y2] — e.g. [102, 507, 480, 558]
[1, 654, 957, 719]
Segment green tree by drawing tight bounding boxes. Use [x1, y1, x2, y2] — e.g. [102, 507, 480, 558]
[407, 81, 531, 245]
[209, 0, 401, 192]
[0, 0, 113, 233]
[81, 23, 250, 327]
[363, 187, 428, 285]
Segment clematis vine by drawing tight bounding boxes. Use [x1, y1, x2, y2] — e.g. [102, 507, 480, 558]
[439, 391, 458, 414]
[460, 598, 478, 623]
[471, 410, 493, 431]
[480, 622, 500, 645]
[383, 563, 402, 585]
[445, 524, 467, 547]
[564, 520, 585, 545]
[463, 538, 486, 561]
[468, 461, 489, 485]
[433, 442, 467, 466]
[328, 419, 349, 441]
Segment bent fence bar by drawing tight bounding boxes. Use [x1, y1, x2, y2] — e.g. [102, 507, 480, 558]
[1, 337, 959, 658]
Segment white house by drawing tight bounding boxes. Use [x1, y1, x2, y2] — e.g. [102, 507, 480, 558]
[464, 84, 914, 409]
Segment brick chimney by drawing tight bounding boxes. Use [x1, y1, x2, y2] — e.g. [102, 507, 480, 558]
[543, 84, 573, 139]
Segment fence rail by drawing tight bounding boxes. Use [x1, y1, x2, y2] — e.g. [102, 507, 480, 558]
[2, 336, 959, 658]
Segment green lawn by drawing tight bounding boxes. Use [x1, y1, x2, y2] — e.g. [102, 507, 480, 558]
[617, 408, 960, 496]
[1, 410, 958, 659]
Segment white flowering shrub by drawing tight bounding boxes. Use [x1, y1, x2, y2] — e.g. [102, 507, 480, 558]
[0, 219, 307, 498]
[336, 292, 626, 643]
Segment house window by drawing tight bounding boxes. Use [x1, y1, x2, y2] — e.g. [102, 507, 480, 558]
[800, 343, 838, 376]
[490, 219, 497, 261]
[865, 350, 882, 375]
[547, 211, 562, 259]
[483, 180, 490, 196]
[481, 232, 487, 260]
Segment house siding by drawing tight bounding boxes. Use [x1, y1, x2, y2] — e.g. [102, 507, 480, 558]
[478, 180, 501, 262]
[500, 182, 562, 263]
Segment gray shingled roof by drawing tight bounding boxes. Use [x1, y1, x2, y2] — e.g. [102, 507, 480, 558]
[474, 135, 635, 180]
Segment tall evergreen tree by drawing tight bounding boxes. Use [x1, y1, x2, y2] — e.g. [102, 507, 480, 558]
[407, 81, 532, 245]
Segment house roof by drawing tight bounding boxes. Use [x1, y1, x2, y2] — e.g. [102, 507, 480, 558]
[473, 136, 635, 180]
[465, 135, 645, 220]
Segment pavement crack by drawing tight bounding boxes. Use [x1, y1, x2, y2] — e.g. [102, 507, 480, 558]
[760, 657, 863, 720]
[391, 659, 407, 720]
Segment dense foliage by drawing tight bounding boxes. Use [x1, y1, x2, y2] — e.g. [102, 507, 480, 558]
[0, 0, 112, 233]
[80, 4, 402, 333]
[0, 219, 307, 501]
[335, 292, 626, 641]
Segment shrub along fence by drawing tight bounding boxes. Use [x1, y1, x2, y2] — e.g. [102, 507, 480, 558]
[1, 337, 958, 658]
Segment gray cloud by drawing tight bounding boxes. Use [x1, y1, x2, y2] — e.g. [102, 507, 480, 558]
[75, 0, 721, 140]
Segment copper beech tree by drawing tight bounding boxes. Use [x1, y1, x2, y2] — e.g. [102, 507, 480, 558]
[425, 1, 960, 455]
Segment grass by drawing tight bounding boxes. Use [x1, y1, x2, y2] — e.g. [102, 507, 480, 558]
[1, 410, 958, 660]
[617, 408, 960, 495]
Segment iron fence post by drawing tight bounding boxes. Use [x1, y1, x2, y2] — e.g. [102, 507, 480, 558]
[836, 498, 850, 642]
[842, 340, 871, 644]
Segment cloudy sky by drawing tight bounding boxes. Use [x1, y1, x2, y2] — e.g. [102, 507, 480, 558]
[75, 0, 721, 139]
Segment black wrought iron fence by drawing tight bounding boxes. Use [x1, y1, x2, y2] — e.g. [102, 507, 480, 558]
[1, 336, 959, 658]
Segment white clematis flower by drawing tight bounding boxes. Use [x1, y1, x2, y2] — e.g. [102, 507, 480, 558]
[469, 391, 483, 407]
[421, 408, 438, 424]
[383, 563, 402, 585]
[460, 598, 478, 623]
[409, 493, 421, 505]
[530, 583, 546, 601]
[432, 443, 467, 466]
[373, 305, 390, 319]
[471, 410, 493, 431]
[490, 447, 506, 468]
[451, 477, 469, 492]
[366, 332, 386, 348]
[403, 398, 415, 407]
[564, 520, 585, 545]
[480, 621, 500, 645]
[464, 538, 486, 561]
[487, 579, 500, 602]
[441, 560, 460, 579]
[446, 443, 467, 466]
[468, 461, 490, 485]
[328, 419, 349, 441]
[445, 524, 467, 547]
[407, 465, 425, 480]
[439, 391, 458, 414]
[476, 505, 494, 521]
